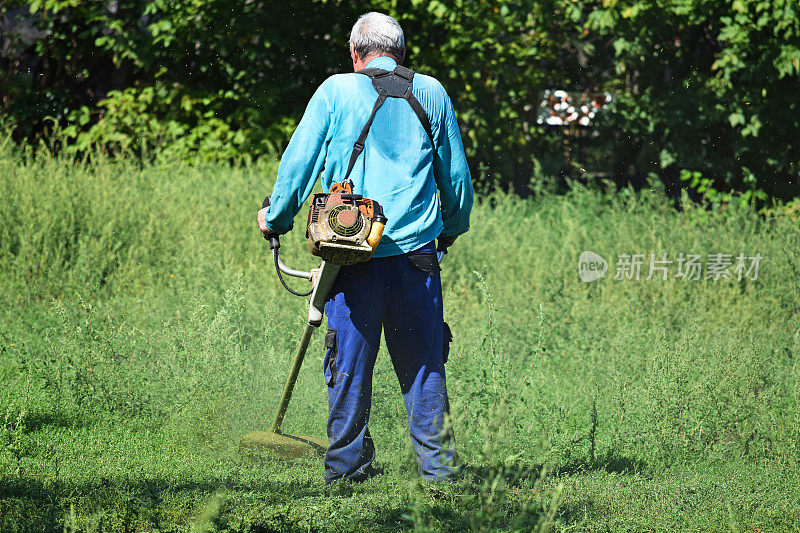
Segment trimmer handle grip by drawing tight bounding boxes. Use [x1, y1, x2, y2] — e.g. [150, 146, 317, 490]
[261, 195, 280, 250]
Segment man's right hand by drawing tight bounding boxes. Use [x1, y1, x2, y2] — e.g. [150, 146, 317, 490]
[437, 234, 457, 254]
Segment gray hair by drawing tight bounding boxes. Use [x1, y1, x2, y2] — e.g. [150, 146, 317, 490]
[349, 12, 405, 60]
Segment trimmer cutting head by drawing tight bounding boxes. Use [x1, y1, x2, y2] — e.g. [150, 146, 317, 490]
[239, 261, 340, 462]
[239, 430, 328, 460]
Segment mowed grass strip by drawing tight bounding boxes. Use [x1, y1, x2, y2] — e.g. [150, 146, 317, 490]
[2, 144, 799, 531]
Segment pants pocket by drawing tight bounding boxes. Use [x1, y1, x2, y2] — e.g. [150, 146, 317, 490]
[407, 251, 441, 276]
[443, 321, 453, 364]
[324, 328, 338, 387]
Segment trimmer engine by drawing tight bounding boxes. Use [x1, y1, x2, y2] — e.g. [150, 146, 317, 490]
[306, 180, 387, 265]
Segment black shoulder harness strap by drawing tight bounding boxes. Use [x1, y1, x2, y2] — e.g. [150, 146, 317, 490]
[344, 65, 436, 181]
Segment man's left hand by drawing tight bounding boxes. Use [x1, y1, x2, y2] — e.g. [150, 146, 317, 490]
[257, 207, 277, 240]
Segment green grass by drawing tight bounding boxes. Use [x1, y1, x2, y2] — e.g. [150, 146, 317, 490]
[2, 140, 800, 531]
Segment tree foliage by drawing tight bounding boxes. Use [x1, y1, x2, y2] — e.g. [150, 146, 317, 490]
[585, 0, 800, 200]
[1, 0, 799, 199]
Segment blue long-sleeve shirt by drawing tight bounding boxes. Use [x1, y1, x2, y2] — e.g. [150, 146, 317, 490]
[264, 56, 473, 258]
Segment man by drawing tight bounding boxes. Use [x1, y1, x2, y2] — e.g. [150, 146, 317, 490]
[257, 12, 473, 483]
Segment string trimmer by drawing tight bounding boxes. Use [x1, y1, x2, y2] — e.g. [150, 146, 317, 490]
[240, 181, 391, 458]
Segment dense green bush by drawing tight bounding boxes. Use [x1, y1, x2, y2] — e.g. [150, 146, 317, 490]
[2, 0, 799, 198]
[585, 0, 800, 200]
[1, 0, 354, 157]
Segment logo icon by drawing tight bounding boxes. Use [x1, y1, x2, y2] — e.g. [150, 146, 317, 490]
[578, 251, 608, 282]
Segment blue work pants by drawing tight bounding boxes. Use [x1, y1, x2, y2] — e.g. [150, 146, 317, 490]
[322, 241, 454, 482]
